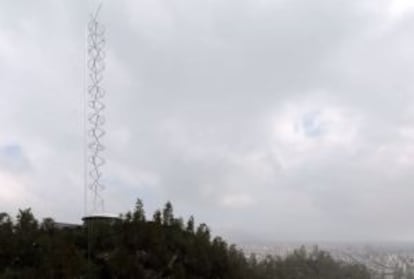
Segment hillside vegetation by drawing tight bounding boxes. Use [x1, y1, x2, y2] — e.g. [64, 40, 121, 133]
[0, 199, 371, 278]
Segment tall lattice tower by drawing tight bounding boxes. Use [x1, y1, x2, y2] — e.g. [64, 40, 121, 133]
[83, 4, 116, 222]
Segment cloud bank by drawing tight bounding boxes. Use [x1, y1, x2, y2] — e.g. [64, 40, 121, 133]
[1, 0, 414, 242]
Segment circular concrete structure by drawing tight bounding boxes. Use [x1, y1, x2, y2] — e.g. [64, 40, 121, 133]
[82, 213, 120, 225]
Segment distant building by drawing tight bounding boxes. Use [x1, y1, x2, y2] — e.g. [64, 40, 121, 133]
[53, 222, 81, 230]
[82, 213, 120, 226]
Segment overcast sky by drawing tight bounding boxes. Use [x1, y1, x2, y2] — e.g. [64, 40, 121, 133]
[2, 0, 414, 243]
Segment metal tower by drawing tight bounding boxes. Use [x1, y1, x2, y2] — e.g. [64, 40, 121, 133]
[86, 4, 106, 214]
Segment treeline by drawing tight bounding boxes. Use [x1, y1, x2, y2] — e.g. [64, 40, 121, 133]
[0, 199, 371, 278]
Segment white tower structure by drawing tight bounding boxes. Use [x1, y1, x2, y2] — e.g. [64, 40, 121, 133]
[83, 4, 117, 222]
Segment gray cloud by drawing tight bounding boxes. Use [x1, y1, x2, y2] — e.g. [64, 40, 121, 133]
[1, 0, 414, 242]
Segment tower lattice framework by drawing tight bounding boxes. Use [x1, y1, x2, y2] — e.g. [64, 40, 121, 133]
[86, 5, 106, 213]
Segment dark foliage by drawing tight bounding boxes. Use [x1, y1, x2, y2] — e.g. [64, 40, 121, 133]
[0, 200, 371, 278]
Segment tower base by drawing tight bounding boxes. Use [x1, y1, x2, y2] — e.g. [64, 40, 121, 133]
[82, 213, 120, 226]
